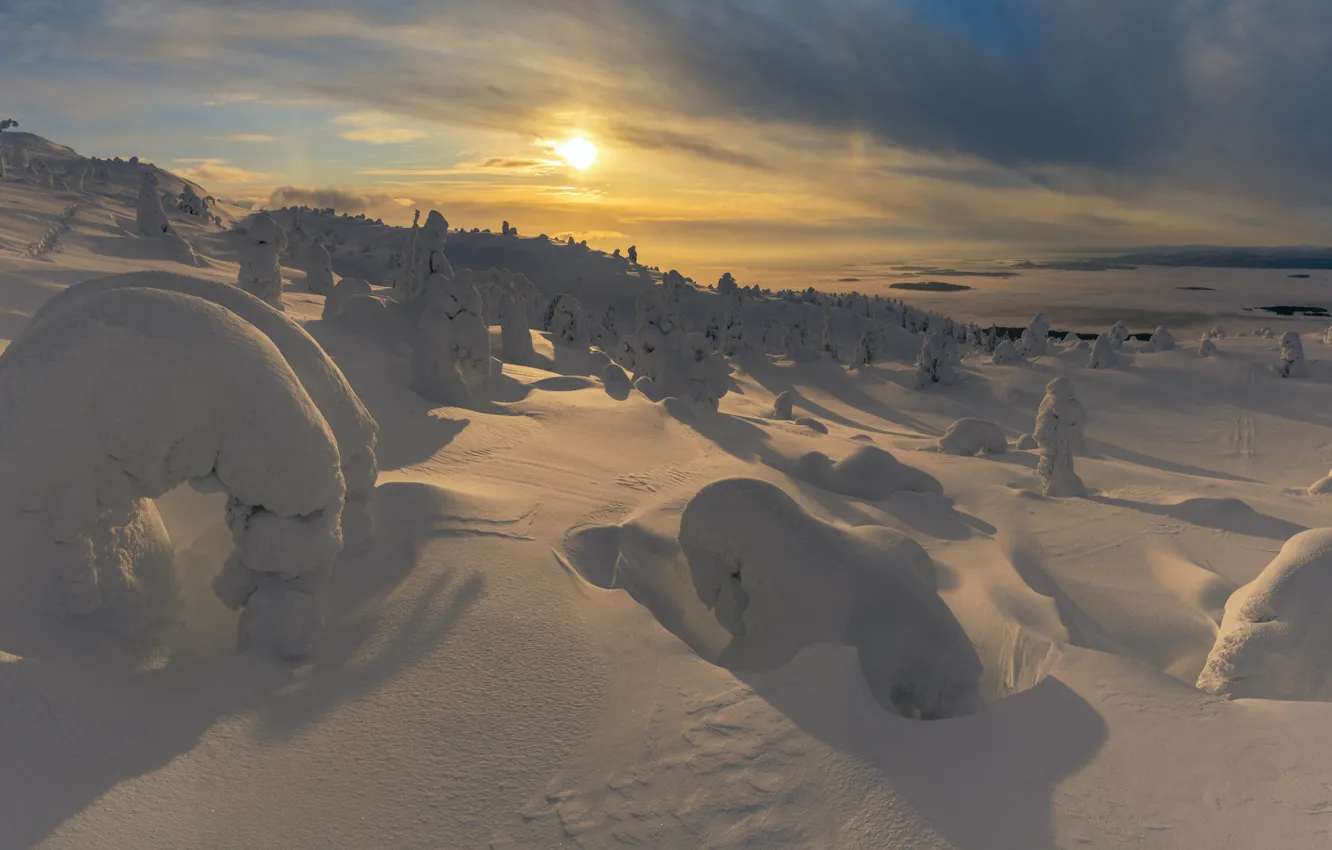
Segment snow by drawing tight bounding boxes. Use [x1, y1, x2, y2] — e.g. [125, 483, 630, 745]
[792, 445, 942, 500]
[1279, 331, 1309, 378]
[320, 276, 371, 320]
[237, 212, 287, 310]
[5, 131, 1332, 849]
[1198, 529, 1332, 701]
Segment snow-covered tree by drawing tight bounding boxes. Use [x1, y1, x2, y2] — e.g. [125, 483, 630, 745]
[136, 170, 173, 236]
[634, 286, 683, 382]
[627, 245, 637, 265]
[1207, 326, 1227, 340]
[549, 293, 591, 349]
[721, 293, 745, 356]
[1019, 313, 1049, 356]
[1147, 326, 1174, 352]
[848, 322, 881, 369]
[771, 390, 794, 420]
[783, 315, 818, 360]
[406, 210, 452, 302]
[322, 277, 372, 320]
[238, 213, 287, 310]
[821, 308, 839, 361]
[411, 276, 490, 404]
[70, 160, 87, 192]
[937, 418, 1008, 456]
[593, 304, 618, 350]
[1088, 332, 1118, 369]
[1280, 331, 1309, 378]
[683, 332, 728, 409]
[305, 241, 335, 295]
[1199, 336, 1218, 358]
[704, 313, 722, 351]
[717, 272, 738, 296]
[991, 338, 1023, 365]
[499, 291, 534, 365]
[1109, 320, 1129, 350]
[914, 331, 956, 389]
[1034, 376, 1087, 497]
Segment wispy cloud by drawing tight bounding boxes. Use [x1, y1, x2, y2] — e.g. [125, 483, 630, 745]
[266, 186, 418, 213]
[332, 111, 426, 144]
[205, 92, 260, 107]
[221, 133, 275, 143]
[172, 158, 266, 184]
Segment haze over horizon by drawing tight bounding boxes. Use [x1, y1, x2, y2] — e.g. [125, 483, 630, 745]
[5, 0, 1330, 284]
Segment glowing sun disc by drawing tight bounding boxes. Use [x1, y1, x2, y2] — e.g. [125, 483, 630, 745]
[559, 137, 599, 170]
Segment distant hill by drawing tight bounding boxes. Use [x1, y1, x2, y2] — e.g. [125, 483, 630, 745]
[1106, 246, 1332, 270]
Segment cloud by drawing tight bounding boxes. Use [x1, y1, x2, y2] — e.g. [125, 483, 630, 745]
[171, 158, 265, 184]
[266, 185, 418, 213]
[205, 92, 260, 106]
[225, 133, 275, 142]
[609, 123, 769, 170]
[332, 111, 426, 144]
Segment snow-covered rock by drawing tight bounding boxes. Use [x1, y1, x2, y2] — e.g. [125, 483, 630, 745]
[238, 213, 287, 310]
[1034, 376, 1087, 497]
[793, 445, 941, 501]
[0, 287, 345, 659]
[937, 418, 1008, 456]
[1197, 529, 1332, 701]
[1279, 331, 1309, 378]
[679, 478, 981, 718]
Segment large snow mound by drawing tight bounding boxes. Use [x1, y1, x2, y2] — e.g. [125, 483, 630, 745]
[937, 418, 1008, 456]
[678, 478, 981, 718]
[791, 445, 942, 500]
[29, 272, 378, 543]
[1198, 528, 1332, 701]
[0, 287, 346, 659]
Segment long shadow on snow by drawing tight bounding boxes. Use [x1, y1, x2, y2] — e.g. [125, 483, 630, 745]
[738, 663, 1106, 850]
[734, 352, 927, 436]
[1092, 494, 1305, 539]
[0, 482, 484, 847]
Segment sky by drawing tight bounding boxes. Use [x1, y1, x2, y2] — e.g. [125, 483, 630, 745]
[3, 0, 1331, 285]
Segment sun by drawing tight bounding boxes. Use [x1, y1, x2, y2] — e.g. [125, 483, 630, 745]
[557, 137, 599, 171]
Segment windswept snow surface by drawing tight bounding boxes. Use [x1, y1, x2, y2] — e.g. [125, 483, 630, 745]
[6, 144, 1332, 849]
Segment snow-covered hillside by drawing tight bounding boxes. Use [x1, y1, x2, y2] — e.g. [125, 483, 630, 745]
[5, 135, 1332, 849]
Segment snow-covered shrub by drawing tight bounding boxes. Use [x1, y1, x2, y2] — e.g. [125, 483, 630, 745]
[0, 287, 346, 659]
[682, 332, 729, 409]
[1034, 376, 1087, 497]
[937, 419, 1008, 456]
[793, 445, 941, 501]
[1019, 313, 1049, 356]
[1279, 332, 1309, 378]
[549, 293, 591, 349]
[33, 270, 380, 550]
[770, 390, 793, 420]
[1197, 529, 1332, 701]
[305, 241, 335, 296]
[914, 331, 956, 389]
[1207, 326, 1227, 340]
[499, 291, 534, 365]
[1088, 332, 1118, 369]
[1147, 326, 1174, 352]
[678, 477, 981, 718]
[322, 277, 372, 321]
[411, 275, 490, 405]
[1199, 336, 1218, 358]
[1015, 433, 1038, 450]
[136, 170, 173, 237]
[238, 213, 288, 310]
[991, 339, 1023, 365]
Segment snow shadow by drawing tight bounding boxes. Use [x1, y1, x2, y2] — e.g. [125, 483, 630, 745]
[1093, 494, 1305, 539]
[0, 482, 485, 847]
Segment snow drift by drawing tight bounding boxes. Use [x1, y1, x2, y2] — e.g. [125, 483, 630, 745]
[792, 445, 942, 500]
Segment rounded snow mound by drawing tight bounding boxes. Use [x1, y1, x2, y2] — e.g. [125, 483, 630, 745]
[31, 272, 379, 544]
[1198, 528, 1332, 701]
[678, 478, 981, 718]
[0, 287, 346, 660]
[792, 445, 942, 500]
[937, 418, 1008, 456]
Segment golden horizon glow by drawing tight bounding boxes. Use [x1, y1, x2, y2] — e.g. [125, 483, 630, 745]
[557, 137, 599, 171]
